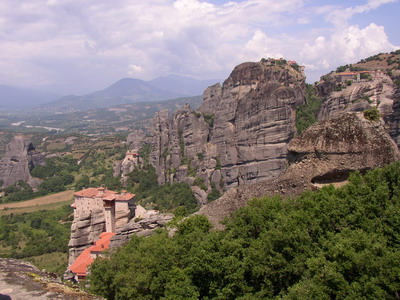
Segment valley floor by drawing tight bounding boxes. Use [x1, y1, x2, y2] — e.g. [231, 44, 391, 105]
[0, 190, 74, 215]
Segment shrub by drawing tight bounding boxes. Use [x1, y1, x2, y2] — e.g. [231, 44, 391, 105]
[363, 107, 381, 122]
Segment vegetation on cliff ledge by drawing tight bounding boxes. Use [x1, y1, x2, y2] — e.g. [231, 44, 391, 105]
[89, 162, 400, 299]
[295, 84, 322, 134]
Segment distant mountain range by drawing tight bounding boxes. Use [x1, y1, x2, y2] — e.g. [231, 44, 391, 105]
[0, 75, 219, 112]
[41, 75, 219, 112]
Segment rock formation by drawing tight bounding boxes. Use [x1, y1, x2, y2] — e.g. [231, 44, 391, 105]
[317, 72, 395, 121]
[110, 209, 174, 249]
[316, 52, 400, 149]
[67, 209, 106, 265]
[113, 130, 145, 180]
[0, 258, 99, 299]
[384, 76, 400, 148]
[149, 61, 305, 201]
[0, 136, 45, 189]
[197, 112, 400, 229]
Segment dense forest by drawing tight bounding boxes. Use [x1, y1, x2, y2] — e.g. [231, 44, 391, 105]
[89, 162, 400, 299]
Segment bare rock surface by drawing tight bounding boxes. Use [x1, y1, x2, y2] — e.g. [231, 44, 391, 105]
[384, 79, 400, 148]
[68, 209, 105, 265]
[0, 258, 99, 300]
[316, 71, 400, 150]
[149, 61, 305, 196]
[0, 136, 45, 189]
[197, 112, 400, 229]
[126, 129, 146, 150]
[110, 212, 174, 249]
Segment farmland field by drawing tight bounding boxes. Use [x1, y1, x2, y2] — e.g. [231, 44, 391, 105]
[0, 190, 74, 215]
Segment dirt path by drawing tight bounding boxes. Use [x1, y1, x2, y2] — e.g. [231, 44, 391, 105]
[0, 190, 75, 210]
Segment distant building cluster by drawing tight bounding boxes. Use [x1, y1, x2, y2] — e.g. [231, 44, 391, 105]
[336, 69, 384, 83]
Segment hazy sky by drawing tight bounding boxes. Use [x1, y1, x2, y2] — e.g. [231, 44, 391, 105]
[0, 0, 399, 95]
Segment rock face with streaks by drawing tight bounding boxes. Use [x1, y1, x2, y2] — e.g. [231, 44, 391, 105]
[67, 209, 106, 265]
[315, 52, 400, 150]
[109, 210, 174, 249]
[196, 112, 400, 229]
[317, 73, 395, 121]
[113, 130, 145, 180]
[0, 136, 45, 189]
[384, 76, 400, 148]
[149, 61, 306, 199]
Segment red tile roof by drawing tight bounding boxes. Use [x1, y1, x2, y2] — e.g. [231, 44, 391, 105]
[74, 187, 117, 198]
[338, 72, 356, 76]
[69, 232, 116, 277]
[115, 193, 135, 201]
[74, 187, 134, 201]
[126, 151, 139, 156]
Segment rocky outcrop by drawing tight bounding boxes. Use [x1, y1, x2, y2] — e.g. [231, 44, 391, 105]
[149, 61, 305, 196]
[113, 130, 145, 179]
[0, 136, 45, 189]
[0, 258, 99, 299]
[384, 77, 400, 148]
[67, 209, 105, 265]
[126, 129, 146, 150]
[197, 112, 400, 229]
[317, 74, 395, 121]
[316, 64, 400, 151]
[109, 211, 174, 249]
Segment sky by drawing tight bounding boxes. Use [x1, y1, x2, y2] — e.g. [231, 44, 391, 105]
[0, 0, 399, 95]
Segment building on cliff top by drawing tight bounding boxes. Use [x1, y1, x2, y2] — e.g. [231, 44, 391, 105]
[72, 187, 135, 233]
[68, 232, 115, 281]
[68, 187, 135, 280]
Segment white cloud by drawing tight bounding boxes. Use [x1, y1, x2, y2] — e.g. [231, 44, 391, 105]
[300, 23, 399, 81]
[128, 64, 143, 76]
[0, 0, 398, 94]
[326, 0, 397, 27]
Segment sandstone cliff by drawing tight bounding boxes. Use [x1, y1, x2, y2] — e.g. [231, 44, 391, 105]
[113, 129, 145, 181]
[316, 51, 400, 149]
[109, 210, 174, 249]
[197, 112, 400, 229]
[67, 209, 106, 265]
[0, 136, 45, 189]
[317, 72, 394, 121]
[149, 61, 305, 202]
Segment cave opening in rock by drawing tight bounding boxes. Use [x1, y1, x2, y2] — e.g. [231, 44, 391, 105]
[311, 168, 370, 185]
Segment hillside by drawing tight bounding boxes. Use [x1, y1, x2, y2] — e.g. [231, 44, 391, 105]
[40, 75, 217, 112]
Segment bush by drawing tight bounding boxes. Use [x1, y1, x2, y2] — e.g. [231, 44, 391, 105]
[363, 107, 381, 122]
[204, 114, 215, 128]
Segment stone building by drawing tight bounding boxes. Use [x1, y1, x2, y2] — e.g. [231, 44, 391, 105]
[72, 187, 135, 233]
[67, 187, 135, 280]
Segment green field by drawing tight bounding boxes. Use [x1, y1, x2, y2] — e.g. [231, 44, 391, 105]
[0, 190, 74, 216]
